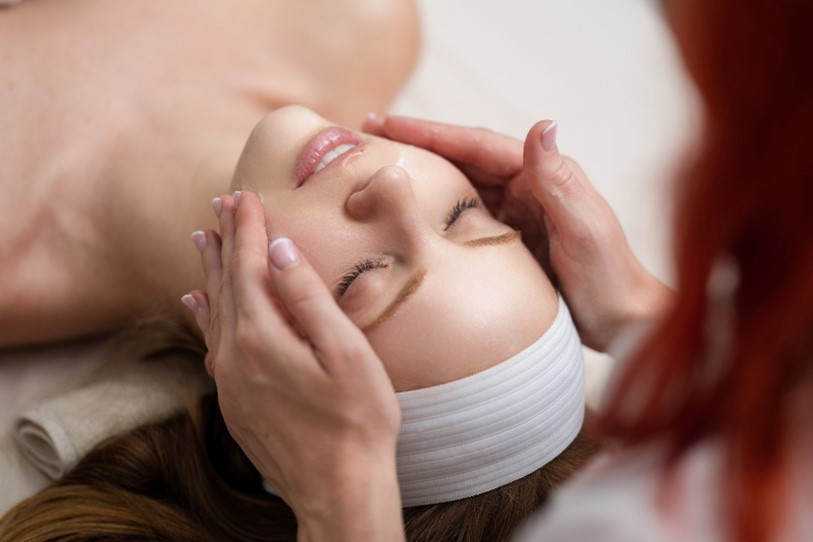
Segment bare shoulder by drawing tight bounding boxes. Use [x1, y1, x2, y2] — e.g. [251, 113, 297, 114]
[0, 0, 420, 347]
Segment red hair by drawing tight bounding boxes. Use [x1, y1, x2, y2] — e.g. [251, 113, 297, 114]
[602, 1, 813, 541]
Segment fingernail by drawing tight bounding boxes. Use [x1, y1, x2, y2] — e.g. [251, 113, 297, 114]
[191, 230, 208, 252]
[181, 294, 198, 312]
[268, 237, 299, 270]
[212, 197, 222, 217]
[233, 191, 242, 208]
[541, 121, 558, 152]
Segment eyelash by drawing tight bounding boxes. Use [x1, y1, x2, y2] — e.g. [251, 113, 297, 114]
[444, 197, 480, 231]
[339, 197, 481, 296]
[338, 258, 389, 296]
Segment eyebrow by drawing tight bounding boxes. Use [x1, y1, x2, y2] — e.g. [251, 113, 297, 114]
[359, 230, 520, 332]
[361, 271, 426, 333]
[463, 229, 522, 247]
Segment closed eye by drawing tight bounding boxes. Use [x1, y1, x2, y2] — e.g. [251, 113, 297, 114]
[339, 197, 481, 296]
[444, 197, 480, 231]
[337, 258, 389, 297]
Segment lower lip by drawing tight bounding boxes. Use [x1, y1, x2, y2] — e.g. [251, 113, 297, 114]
[294, 126, 363, 188]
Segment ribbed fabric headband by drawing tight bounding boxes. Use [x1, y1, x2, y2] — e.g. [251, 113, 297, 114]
[395, 296, 585, 506]
[263, 296, 584, 507]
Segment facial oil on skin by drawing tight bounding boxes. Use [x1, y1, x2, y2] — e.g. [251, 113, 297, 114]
[394, 146, 414, 170]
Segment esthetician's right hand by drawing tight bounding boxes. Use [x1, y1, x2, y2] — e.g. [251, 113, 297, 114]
[184, 191, 405, 542]
[364, 115, 674, 351]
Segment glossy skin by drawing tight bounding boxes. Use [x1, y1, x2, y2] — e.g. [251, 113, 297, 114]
[362, 115, 676, 352]
[195, 107, 675, 542]
[231, 106, 559, 391]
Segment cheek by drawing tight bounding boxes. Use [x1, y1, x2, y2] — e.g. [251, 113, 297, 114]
[264, 201, 378, 291]
[265, 202, 343, 272]
[409, 154, 476, 218]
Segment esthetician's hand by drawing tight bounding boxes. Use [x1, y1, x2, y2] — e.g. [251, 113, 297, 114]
[364, 115, 674, 351]
[183, 191, 404, 542]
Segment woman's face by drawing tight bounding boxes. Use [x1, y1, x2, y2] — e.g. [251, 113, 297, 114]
[232, 106, 558, 391]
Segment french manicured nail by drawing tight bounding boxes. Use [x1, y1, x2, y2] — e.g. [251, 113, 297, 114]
[541, 121, 558, 152]
[181, 294, 198, 312]
[268, 237, 299, 270]
[212, 197, 222, 217]
[233, 191, 242, 208]
[191, 230, 208, 252]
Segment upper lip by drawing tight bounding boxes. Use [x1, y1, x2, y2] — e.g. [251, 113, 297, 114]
[293, 126, 363, 188]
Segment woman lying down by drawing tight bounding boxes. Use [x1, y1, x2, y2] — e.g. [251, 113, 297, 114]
[0, 106, 598, 542]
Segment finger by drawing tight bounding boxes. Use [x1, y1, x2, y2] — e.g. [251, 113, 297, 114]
[204, 352, 215, 378]
[231, 191, 273, 319]
[201, 229, 224, 317]
[181, 289, 215, 376]
[475, 186, 505, 216]
[522, 120, 602, 242]
[455, 162, 515, 189]
[361, 113, 386, 136]
[190, 290, 211, 335]
[218, 193, 238, 277]
[267, 237, 371, 365]
[368, 115, 523, 178]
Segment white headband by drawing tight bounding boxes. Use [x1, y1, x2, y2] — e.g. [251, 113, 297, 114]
[263, 296, 584, 507]
[395, 296, 585, 506]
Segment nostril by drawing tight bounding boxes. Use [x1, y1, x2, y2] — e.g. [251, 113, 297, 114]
[345, 165, 412, 220]
[346, 184, 373, 219]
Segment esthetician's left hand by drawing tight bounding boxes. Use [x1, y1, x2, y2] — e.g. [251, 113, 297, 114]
[363, 115, 674, 351]
[184, 191, 404, 542]
[364, 114, 551, 268]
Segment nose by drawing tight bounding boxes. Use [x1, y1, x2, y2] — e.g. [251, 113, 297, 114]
[346, 165, 430, 245]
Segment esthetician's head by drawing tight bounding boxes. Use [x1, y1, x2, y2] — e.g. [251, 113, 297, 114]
[232, 105, 558, 391]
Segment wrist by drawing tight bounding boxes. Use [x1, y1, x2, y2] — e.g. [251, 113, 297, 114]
[582, 260, 676, 353]
[602, 266, 675, 353]
[296, 453, 404, 542]
[626, 266, 676, 324]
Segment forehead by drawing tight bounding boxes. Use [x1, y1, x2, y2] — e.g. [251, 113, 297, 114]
[366, 237, 558, 390]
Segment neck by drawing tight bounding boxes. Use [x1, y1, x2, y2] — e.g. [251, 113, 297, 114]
[0, 111, 251, 347]
[118, 124, 251, 342]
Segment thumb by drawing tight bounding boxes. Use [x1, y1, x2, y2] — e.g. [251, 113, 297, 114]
[522, 120, 599, 243]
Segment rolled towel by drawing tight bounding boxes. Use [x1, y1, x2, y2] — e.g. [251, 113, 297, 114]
[14, 356, 213, 480]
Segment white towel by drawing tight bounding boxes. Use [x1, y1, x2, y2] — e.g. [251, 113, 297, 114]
[14, 356, 213, 480]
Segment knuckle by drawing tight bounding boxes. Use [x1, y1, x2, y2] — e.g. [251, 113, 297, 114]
[563, 156, 588, 179]
[321, 333, 368, 364]
[234, 321, 263, 356]
[232, 245, 262, 270]
[218, 270, 232, 294]
[460, 128, 488, 161]
[205, 310, 220, 340]
[564, 213, 608, 249]
[425, 124, 441, 148]
[284, 277, 325, 307]
[472, 126, 496, 140]
[567, 222, 598, 246]
[550, 158, 577, 189]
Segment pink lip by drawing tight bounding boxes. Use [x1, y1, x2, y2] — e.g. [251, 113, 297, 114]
[293, 126, 363, 188]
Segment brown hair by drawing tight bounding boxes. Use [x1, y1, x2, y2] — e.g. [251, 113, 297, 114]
[1, 311, 599, 541]
[0, 388, 598, 542]
[601, 1, 813, 541]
